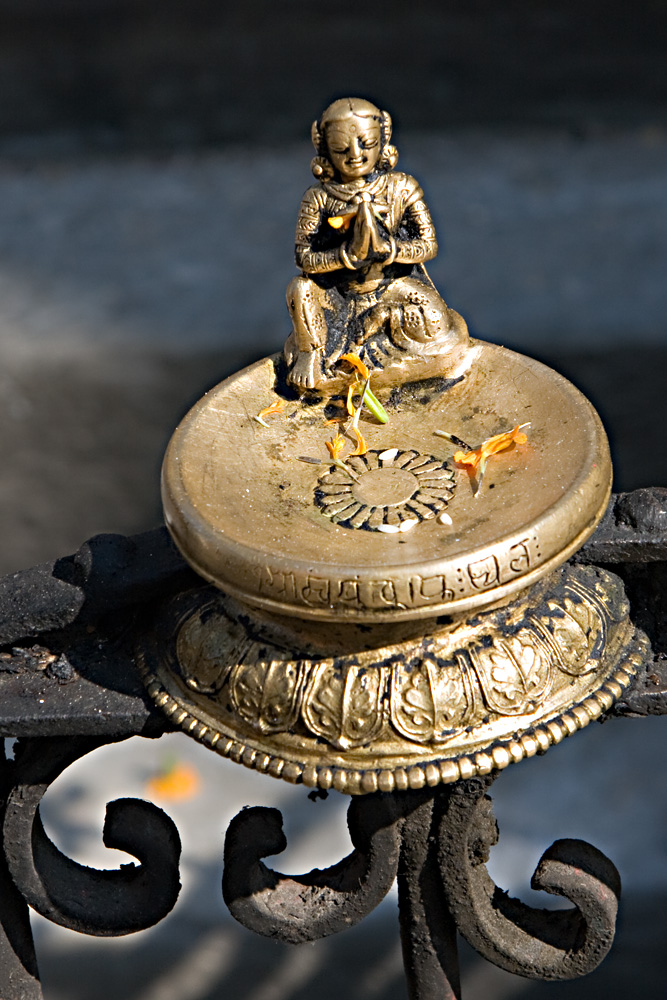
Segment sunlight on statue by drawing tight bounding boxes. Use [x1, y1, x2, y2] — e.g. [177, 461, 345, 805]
[284, 97, 470, 391]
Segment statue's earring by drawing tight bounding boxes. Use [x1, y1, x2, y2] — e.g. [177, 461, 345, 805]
[378, 110, 398, 170]
[379, 145, 399, 171]
[311, 156, 334, 181]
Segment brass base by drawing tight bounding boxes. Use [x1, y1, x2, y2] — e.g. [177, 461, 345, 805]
[139, 563, 647, 794]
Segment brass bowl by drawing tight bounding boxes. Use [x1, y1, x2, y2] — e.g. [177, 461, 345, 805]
[162, 342, 612, 622]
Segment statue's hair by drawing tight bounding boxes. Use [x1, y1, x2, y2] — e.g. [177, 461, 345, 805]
[310, 98, 398, 180]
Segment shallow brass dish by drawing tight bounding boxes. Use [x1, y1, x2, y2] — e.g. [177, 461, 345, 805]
[162, 341, 611, 623]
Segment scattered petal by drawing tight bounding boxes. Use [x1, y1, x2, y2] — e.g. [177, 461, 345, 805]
[379, 448, 399, 462]
[328, 212, 356, 230]
[147, 762, 201, 803]
[399, 518, 419, 533]
[339, 353, 370, 381]
[454, 424, 530, 476]
[325, 433, 346, 461]
[377, 523, 401, 534]
[350, 425, 368, 456]
[437, 512, 453, 525]
[453, 448, 482, 473]
[254, 400, 284, 426]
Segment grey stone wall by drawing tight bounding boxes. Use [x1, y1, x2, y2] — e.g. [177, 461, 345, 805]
[0, 1, 665, 152]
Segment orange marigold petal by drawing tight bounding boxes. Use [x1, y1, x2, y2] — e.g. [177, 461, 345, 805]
[454, 424, 528, 476]
[328, 212, 356, 230]
[350, 426, 368, 456]
[454, 448, 482, 472]
[325, 433, 346, 460]
[339, 353, 370, 381]
[257, 400, 284, 420]
[479, 424, 529, 459]
[147, 763, 201, 802]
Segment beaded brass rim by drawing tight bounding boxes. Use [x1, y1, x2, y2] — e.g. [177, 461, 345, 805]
[139, 659, 643, 794]
[138, 565, 647, 794]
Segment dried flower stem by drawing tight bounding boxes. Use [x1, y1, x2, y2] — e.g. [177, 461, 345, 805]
[332, 458, 360, 483]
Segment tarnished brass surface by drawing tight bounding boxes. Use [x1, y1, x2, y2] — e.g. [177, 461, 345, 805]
[139, 564, 648, 794]
[162, 341, 611, 622]
[283, 97, 470, 392]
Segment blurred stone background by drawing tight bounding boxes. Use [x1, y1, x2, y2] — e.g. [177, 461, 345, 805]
[0, 2, 665, 998]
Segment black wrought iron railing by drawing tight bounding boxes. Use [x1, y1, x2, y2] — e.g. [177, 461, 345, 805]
[0, 488, 665, 1000]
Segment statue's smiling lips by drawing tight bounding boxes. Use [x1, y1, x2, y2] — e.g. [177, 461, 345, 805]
[343, 156, 368, 174]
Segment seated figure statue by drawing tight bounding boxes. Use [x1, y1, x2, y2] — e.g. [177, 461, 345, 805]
[284, 97, 469, 391]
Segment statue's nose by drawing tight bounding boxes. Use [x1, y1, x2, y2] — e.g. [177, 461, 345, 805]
[348, 137, 363, 159]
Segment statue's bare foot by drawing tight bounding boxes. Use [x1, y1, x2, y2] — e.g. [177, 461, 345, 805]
[288, 350, 322, 390]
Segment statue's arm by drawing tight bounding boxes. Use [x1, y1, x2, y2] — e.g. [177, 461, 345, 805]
[294, 189, 345, 274]
[394, 192, 439, 265]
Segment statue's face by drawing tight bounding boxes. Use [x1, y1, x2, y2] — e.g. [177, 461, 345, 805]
[325, 114, 382, 182]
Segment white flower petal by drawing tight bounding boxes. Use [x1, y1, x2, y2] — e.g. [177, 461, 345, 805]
[377, 523, 401, 534]
[437, 512, 453, 525]
[378, 448, 399, 462]
[399, 518, 419, 533]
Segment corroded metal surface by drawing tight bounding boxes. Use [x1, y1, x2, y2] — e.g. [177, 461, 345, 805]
[437, 779, 620, 981]
[139, 563, 646, 792]
[0, 490, 662, 999]
[2, 736, 181, 936]
[223, 794, 402, 944]
[222, 780, 622, 998]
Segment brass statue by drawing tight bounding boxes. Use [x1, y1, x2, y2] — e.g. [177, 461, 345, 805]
[284, 98, 469, 391]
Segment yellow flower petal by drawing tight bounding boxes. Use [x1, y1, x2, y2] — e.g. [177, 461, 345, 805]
[328, 212, 356, 230]
[339, 353, 370, 381]
[350, 425, 368, 456]
[454, 424, 529, 476]
[325, 433, 346, 460]
[147, 763, 201, 802]
[454, 448, 482, 472]
[254, 400, 284, 426]
[479, 423, 528, 459]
